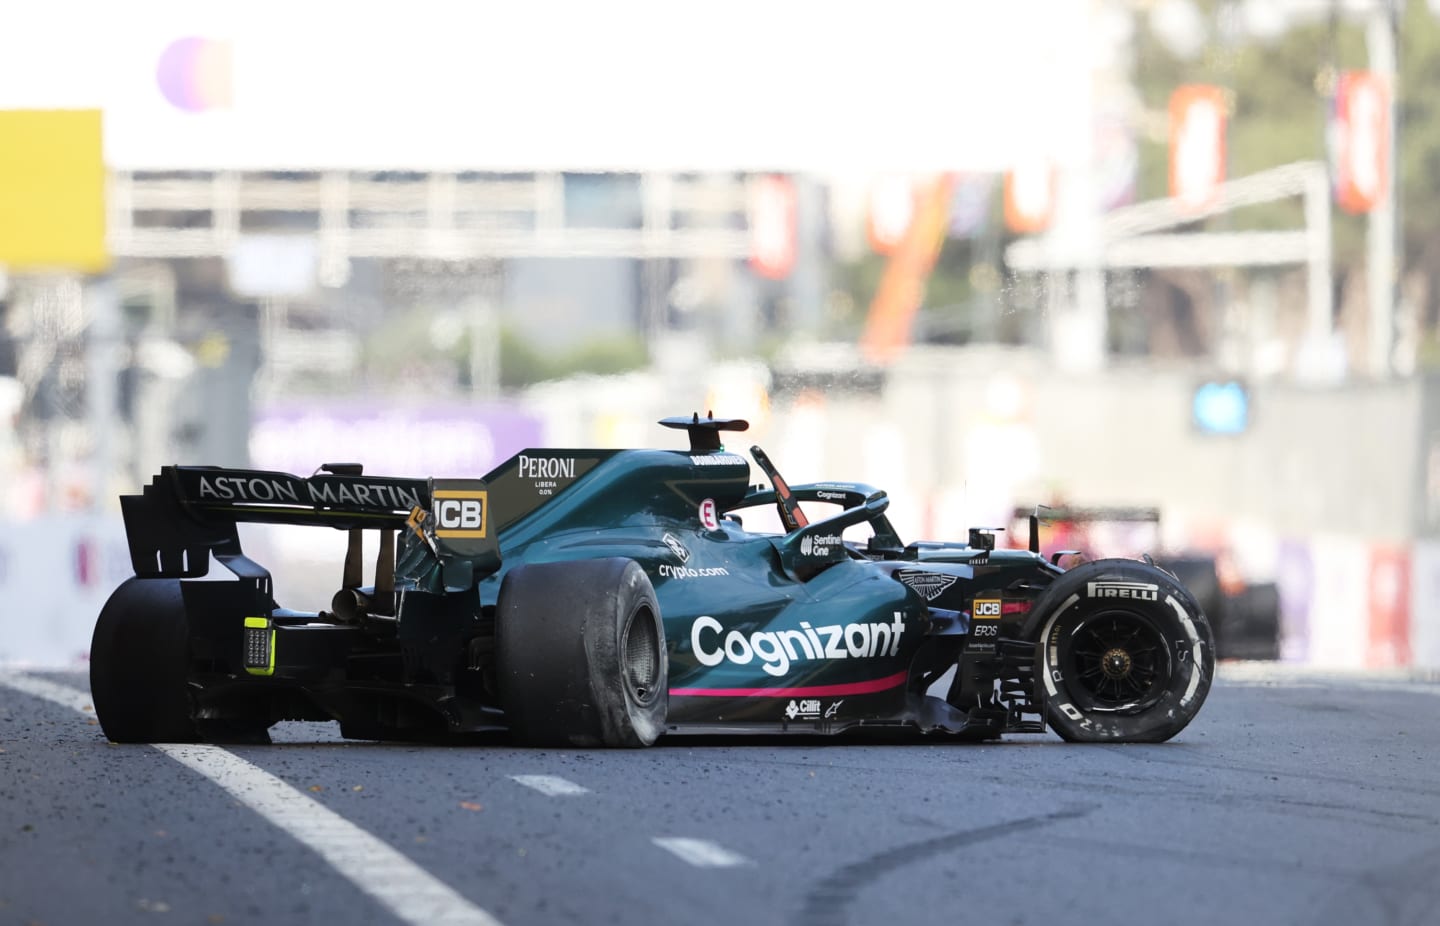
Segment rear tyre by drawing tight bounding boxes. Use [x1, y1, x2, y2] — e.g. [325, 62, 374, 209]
[89, 578, 199, 744]
[495, 558, 667, 747]
[1032, 559, 1214, 743]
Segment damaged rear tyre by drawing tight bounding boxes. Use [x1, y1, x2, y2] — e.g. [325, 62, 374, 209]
[89, 578, 198, 744]
[1032, 559, 1214, 743]
[496, 558, 667, 747]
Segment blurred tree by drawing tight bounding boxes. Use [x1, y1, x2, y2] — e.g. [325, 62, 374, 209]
[1134, 1, 1440, 341]
[360, 313, 647, 393]
[1134, 4, 1363, 256]
[832, 217, 994, 346]
[488, 327, 647, 391]
[1395, 2, 1440, 337]
[830, 3, 1440, 358]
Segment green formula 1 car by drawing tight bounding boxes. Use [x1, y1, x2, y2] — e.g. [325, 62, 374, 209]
[90, 415, 1214, 746]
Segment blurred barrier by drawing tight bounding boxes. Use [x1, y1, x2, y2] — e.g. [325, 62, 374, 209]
[1410, 541, 1440, 670]
[1290, 536, 1372, 668]
[1270, 536, 1420, 669]
[1367, 546, 1411, 668]
[1275, 540, 1314, 662]
[0, 516, 129, 667]
[0, 514, 1435, 671]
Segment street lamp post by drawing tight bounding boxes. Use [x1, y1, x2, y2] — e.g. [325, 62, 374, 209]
[1366, 0, 1399, 379]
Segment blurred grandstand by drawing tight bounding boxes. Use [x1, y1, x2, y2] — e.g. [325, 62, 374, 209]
[0, 0, 1432, 670]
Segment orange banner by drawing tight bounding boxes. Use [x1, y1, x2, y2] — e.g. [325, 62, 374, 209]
[1334, 71, 1389, 215]
[859, 173, 957, 365]
[1169, 85, 1227, 213]
[1004, 160, 1054, 233]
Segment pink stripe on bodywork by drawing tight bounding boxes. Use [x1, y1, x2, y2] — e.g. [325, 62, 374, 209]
[669, 670, 909, 698]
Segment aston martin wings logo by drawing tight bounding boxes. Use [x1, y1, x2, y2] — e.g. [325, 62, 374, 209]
[897, 570, 959, 601]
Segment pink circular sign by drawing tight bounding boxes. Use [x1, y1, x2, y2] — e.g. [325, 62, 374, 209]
[156, 37, 233, 113]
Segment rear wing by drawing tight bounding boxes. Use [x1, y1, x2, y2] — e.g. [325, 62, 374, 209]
[122, 466, 430, 579]
[121, 466, 499, 596]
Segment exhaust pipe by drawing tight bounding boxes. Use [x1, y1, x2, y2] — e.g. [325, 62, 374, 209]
[331, 588, 371, 624]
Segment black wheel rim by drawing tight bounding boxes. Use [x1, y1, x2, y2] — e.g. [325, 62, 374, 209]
[621, 605, 661, 706]
[1061, 610, 1171, 713]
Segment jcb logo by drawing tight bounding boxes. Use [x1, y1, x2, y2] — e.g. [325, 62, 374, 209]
[433, 491, 487, 538]
[438, 499, 483, 528]
[973, 599, 1002, 619]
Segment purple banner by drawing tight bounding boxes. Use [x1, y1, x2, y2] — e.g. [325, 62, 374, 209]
[1275, 539, 1314, 664]
[250, 402, 544, 480]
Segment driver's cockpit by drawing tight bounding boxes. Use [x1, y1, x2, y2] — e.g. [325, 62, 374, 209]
[661, 413, 905, 578]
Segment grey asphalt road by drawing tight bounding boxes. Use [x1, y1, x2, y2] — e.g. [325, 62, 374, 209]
[2, 667, 1438, 926]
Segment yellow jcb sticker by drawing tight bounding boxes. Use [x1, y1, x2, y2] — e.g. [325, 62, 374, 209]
[972, 599, 1003, 620]
[432, 489, 488, 539]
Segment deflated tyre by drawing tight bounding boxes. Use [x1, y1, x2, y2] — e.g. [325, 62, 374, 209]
[495, 557, 667, 747]
[1030, 558, 1214, 743]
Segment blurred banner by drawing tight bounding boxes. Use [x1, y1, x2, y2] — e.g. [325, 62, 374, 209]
[0, 0, 1087, 172]
[859, 174, 956, 364]
[1273, 536, 1428, 670]
[866, 175, 914, 255]
[867, 173, 996, 253]
[1411, 541, 1440, 670]
[250, 403, 544, 479]
[1275, 539, 1314, 663]
[1094, 111, 1136, 212]
[1332, 70, 1389, 215]
[747, 175, 797, 280]
[1169, 84, 1227, 213]
[1004, 159, 1055, 233]
[1367, 545, 1410, 667]
[1289, 535, 1367, 668]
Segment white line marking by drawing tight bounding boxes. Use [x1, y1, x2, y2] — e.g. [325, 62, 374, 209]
[509, 774, 589, 797]
[0, 671, 504, 926]
[0, 671, 94, 713]
[652, 837, 752, 868]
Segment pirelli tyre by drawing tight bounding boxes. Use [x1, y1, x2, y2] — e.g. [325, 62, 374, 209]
[1031, 558, 1214, 743]
[89, 578, 199, 744]
[495, 557, 667, 747]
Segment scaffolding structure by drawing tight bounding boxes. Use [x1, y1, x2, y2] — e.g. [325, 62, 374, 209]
[107, 170, 754, 269]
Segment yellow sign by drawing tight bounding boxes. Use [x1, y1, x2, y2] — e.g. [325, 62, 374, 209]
[0, 109, 108, 272]
[973, 599, 1003, 619]
[432, 489, 488, 539]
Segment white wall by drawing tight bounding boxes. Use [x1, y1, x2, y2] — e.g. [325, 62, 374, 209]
[0, 517, 131, 667]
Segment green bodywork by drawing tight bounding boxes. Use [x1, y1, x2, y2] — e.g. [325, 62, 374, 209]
[392, 442, 1061, 734]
